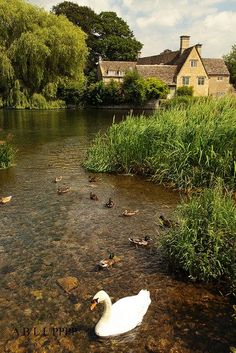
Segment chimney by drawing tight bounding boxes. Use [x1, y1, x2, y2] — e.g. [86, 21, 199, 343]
[137, 51, 141, 60]
[180, 35, 190, 53]
[196, 44, 202, 56]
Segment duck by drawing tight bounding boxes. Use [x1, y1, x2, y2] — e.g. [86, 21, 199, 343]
[129, 236, 152, 246]
[89, 175, 99, 183]
[105, 198, 114, 208]
[90, 289, 151, 337]
[53, 176, 62, 183]
[121, 209, 139, 217]
[90, 192, 98, 201]
[0, 196, 12, 204]
[159, 214, 177, 228]
[57, 186, 71, 195]
[98, 253, 118, 269]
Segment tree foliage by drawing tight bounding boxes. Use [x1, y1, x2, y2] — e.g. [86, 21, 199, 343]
[176, 86, 194, 96]
[52, 2, 142, 80]
[85, 71, 169, 106]
[0, 0, 88, 108]
[224, 45, 236, 88]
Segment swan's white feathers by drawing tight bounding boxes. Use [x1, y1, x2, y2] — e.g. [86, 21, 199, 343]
[93, 289, 151, 337]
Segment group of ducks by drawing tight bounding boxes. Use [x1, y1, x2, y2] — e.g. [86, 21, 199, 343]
[0, 173, 176, 337]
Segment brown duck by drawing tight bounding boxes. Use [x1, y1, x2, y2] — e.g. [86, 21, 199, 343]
[129, 236, 152, 247]
[57, 186, 71, 195]
[90, 192, 98, 201]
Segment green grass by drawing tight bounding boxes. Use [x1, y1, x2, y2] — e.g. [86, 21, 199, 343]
[84, 96, 236, 190]
[0, 142, 15, 168]
[161, 181, 236, 296]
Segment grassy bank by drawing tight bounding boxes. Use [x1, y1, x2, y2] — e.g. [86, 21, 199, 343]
[161, 182, 236, 296]
[84, 96, 236, 190]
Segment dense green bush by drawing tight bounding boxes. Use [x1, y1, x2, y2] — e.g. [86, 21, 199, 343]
[30, 93, 48, 109]
[122, 71, 169, 104]
[29, 94, 66, 109]
[145, 77, 169, 100]
[85, 80, 124, 106]
[0, 142, 15, 168]
[122, 71, 146, 104]
[84, 96, 236, 190]
[176, 86, 194, 96]
[161, 182, 236, 296]
[85, 72, 169, 106]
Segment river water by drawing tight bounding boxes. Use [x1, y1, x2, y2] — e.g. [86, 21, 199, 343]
[0, 109, 235, 353]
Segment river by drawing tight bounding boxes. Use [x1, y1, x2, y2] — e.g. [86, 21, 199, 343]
[0, 109, 235, 353]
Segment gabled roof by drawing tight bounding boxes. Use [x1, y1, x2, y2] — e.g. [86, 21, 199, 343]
[202, 58, 229, 76]
[99, 61, 136, 76]
[137, 50, 180, 65]
[138, 46, 229, 77]
[136, 65, 177, 85]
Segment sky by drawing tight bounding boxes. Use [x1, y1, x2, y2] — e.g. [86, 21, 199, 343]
[28, 0, 236, 58]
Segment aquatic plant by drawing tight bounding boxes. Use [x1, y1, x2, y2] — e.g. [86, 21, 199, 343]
[84, 96, 236, 190]
[161, 181, 236, 296]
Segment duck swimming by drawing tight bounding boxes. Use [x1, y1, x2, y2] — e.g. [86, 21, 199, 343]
[53, 176, 62, 183]
[121, 209, 139, 217]
[90, 192, 98, 201]
[0, 196, 12, 204]
[91, 289, 151, 337]
[105, 198, 114, 208]
[89, 175, 99, 183]
[129, 236, 152, 246]
[159, 214, 177, 228]
[57, 186, 71, 195]
[98, 253, 118, 269]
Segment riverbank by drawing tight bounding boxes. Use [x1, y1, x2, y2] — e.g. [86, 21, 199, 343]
[84, 96, 236, 191]
[84, 97, 236, 297]
[0, 108, 235, 353]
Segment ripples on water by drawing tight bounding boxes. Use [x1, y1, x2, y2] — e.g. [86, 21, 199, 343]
[0, 109, 235, 353]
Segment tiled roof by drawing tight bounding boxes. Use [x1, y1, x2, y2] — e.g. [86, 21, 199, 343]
[137, 50, 180, 65]
[202, 58, 230, 75]
[99, 61, 136, 76]
[173, 46, 195, 73]
[136, 65, 177, 85]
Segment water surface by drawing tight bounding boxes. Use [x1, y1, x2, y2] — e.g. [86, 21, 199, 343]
[0, 109, 235, 353]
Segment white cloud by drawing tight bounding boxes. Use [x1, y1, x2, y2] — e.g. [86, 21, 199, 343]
[28, 0, 236, 57]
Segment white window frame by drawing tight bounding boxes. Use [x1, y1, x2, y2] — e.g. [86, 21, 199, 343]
[182, 76, 190, 86]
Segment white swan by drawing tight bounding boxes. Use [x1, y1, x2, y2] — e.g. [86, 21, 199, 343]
[90, 289, 151, 337]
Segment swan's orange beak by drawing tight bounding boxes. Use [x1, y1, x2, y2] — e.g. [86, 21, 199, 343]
[90, 299, 98, 311]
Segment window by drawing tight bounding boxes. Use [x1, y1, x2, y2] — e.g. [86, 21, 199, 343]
[190, 60, 197, 67]
[198, 77, 205, 85]
[217, 76, 223, 81]
[182, 76, 190, 85]
[107, 70, 116, 76]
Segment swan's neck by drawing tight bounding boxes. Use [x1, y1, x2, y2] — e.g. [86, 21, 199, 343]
[101, 296, 112, 321]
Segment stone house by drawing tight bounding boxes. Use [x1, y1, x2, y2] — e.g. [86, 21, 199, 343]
[97, 35, 230, 97]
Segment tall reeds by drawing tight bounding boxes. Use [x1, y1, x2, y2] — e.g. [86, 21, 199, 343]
[84, 96, 236, 190]
[161, 180, 236, 296]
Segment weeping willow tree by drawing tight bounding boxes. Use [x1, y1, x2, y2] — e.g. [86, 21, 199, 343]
[0, 0, 88, 108]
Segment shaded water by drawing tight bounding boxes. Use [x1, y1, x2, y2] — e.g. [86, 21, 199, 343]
[0, 109, 235, 353]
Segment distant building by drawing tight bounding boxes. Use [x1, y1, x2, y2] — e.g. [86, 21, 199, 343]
[97, 35, 230, 97]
